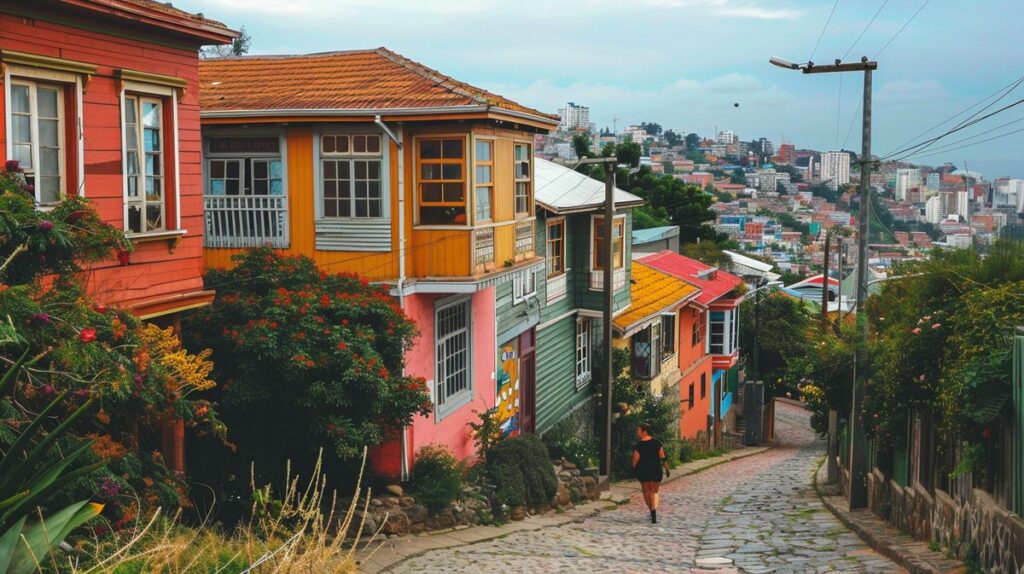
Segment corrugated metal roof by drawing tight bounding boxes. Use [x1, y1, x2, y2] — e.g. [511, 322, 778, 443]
[723, 250, 774, 273]
[199, 49, 558, 123]
[535, 158, 644, 213]
[632, 226, 679, 245]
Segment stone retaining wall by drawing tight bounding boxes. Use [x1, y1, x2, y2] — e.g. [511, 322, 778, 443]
[864, 468, 1024, 573]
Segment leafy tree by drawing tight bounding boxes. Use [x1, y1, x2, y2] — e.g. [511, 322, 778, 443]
[201, 26, 251, 58]
[807, 182, 840, 204]
[685, 133, 701, 151]
[571, 132, 593, 160]
[632, 205, 671, 230]
[614, 142, 642, 168]
[680, 240, 733, 270]
[186, 249, 432, 483]
[739, 294, 812, 396]
[730, 168, 747, 185]
[640, 122, 662, 136]
[775, 163, 804, 183]
[664, 130, 682, 147]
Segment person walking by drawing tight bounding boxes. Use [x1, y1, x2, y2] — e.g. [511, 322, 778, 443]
[633, 423, 669, 524]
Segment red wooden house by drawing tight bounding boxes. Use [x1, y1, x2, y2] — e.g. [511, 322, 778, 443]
[0, 0, 237, 468]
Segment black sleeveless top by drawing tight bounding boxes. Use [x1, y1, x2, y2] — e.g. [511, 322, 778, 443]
[634, 438, 664, 482]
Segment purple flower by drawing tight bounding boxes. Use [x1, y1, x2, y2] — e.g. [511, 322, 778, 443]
[75, 389, 90, 397]
[37, 220, 54, 232]
[4, 159, 19, 172]
[42, 384, 54, 395]
[31, 312, 52, 324]
[98, 477, 121, 499]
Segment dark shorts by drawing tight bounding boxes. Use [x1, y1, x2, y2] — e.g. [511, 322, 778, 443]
[636, 472, 663, 483]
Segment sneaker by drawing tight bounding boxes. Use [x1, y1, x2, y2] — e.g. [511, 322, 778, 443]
[650, 510, 657, 524]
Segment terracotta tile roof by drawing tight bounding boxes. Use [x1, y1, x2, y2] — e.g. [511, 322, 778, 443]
[639, 251, 744, 307]
[199, 48, 558, 124]
[62, 0, 237, 41]
[614, 262, 700, 332]
[116, 0, 227, 26]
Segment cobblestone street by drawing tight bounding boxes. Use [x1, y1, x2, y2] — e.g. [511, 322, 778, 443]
[390, 402, 905, 573]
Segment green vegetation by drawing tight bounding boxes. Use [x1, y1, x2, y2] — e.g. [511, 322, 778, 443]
[484, 434, 558, 510]
[410, 445, 465, 514]
[739, 293, 814, 397]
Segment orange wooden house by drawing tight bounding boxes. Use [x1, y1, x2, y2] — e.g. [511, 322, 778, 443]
[0, 0, 237, 468]
[198, 50, 559, 479]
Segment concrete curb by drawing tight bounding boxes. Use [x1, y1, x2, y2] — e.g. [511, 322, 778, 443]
[358, 444, 773, 573]
[813, 461, 965, 574]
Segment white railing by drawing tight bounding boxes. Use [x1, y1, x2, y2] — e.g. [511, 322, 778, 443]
[547, 273, 567, 302]
[204, 195, 288, 249]
[590, 267, 626, 291]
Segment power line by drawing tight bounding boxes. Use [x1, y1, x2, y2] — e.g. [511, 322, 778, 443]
[883, 96, 1024, 160]
[809, 0, 842, 63]
[842, 99, 863, 150]
[897, 125, 1024, 163]
[874, 0, 931, 58]
[892, 115, 1024, 162]
[841, 0, 889, 61]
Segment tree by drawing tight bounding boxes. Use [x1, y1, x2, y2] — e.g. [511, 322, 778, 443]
[730, 168, 747, 185]
[664, 130, 682, 147]
[685, 133, 701, 151]
[680, 240, 733, 270]
[186, 249, 432, 483]
[775, 163, 803, 183]
[201, 26, 251, 58]
[739, 294, 812, 397]
[632, 204, 670, 230]
[640, 122, 662, 136]
[572, 132, 593, 160]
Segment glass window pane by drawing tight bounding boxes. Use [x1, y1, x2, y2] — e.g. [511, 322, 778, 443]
[127, 175, 139, 197]
[146, 154, 161, 176]
[125, 98, 137, 124]
[324, 180, 337, 198]
[13, 115, 31, 144]
[338, 161, 350, 179]
[442, 139, 463, 159]
[442, 164, 462, 180]
[226, 161, 240, 178]
[142, 102, 160, 128]
[475, 141, 491, 161]
[354, 161, 367, 179]
[338, 180, 351, 199]
[270, 180, 283, 195]
[11, 85, 29, 113]
[145, 128, 161, 152]
[366, 135, 381, 153]
[421, 140, 441, 159]
[368, 180, 380, 199]
[39, 119, 59, 147]
[324, 160, 337, 180]
[369, 200, 381, 218]
[422, 182, 442, 202]
[39, 148, 59, 177]
[355, 181, 367, 198]
[368, 161, 380, 180]
[128, 205, 142, 233]
[421, 164, 441, 180]
[210, 179, 225, 195]
[355, 202, 367, 217]
[254, 180, 268, 195]
[13, 144, 31, 168]
[322, 135, 336, 154]
[39, 177, 60, 203]
[146, 203, 163, 231]
[336, 136, 349, 153]
[353, 135, 366, 153]
[253, 160, 268, 179]
[475, 165, 491, 184]
[324, 200, 337, 217]
[226, 179, 240, 195]
[443, 183, 464, 202]
[37, 88, 59, 118]
[210, 161, 225, 179]
[269, 160, 282, 178]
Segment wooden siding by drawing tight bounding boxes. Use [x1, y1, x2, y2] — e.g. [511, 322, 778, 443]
[574, 210, 633, 313]
[0, 9, 210, 312]
[535, 314, 584, 434]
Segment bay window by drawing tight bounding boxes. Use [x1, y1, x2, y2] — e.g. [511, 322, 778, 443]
[514, 143, 532, 216]
[709, 308, 739, 356]
[593, 217, 625, 270]
[512, 268, 538, 304]
[9, 80, 64, 204]
[474, 140, 493, 223]
[418, 137, 466, 225]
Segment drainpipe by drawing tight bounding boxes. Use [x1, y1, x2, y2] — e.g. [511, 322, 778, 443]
[376, 115, 409, 481]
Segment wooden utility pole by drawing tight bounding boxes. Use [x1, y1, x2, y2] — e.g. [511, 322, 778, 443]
[578, 156, 619, 480]
[771, 56, 877, 509]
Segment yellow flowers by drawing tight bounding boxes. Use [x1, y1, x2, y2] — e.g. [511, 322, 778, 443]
[139, 324, 216, 395]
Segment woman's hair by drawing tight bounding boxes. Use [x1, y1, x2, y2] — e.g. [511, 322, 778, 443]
[637, 423, 651, 435]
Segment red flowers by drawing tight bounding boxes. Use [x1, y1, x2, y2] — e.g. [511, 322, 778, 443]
[117, 249, 131, 266]
[4, 159, 19, 172]
[80, 328, 97, 343]
[982, 428, 992, 440]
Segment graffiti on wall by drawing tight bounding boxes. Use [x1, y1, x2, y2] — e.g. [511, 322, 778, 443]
[496, 340, 520, 436]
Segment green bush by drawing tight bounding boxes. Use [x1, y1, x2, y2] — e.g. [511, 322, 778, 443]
[484, 434, 558, 510]
[410, 445, 464, 514]
[542, 429, 598, 470]
[678, 440, 696, 463]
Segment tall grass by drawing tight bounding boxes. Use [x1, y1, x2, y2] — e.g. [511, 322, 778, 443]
[68, 450, 384, 573]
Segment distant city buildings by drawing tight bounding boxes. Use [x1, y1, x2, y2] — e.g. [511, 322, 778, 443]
[820, 151, 851, 187]
[718, 130, 738, 144]
[895, 168, 922, 202]
[557, 101, 594, 133]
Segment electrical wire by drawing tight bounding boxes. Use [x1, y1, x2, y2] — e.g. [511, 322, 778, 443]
[874, 0, 931, 58]
[897, 125, 1024, 163]
[883, 96, 1024, 161]
[809, 0, 842, 64]
[892, 115, 1024, 162]
[841, 0, 889, 61]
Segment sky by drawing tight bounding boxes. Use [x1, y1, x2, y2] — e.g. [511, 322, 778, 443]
[178, 0, 1024, 178]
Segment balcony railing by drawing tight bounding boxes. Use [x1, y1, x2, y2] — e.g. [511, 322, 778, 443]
[204, 195, 288, 249]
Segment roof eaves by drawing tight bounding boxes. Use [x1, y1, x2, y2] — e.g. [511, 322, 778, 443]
[200, 105, 490, 119]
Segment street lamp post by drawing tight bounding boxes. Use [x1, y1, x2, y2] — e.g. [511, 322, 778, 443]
[770, 56, 877, 510]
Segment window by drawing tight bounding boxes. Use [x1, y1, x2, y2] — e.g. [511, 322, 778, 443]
[514, 143, 532, 216]
[632, 321, 662, 379]
[124, 95, 164, 233]
[687, 383, 695, 409]
[660, 313, 676, 358]
[474, 140, 493, 223]
[546, 219, 565, 277]
[513, 269, 538, 304]
[435, 298, 471, 417]
[320, 134, 383, 218]
[208, 157, 283, 196]
[593, 217, 625, 270]
[515, 220, 534, 255]
[691, 311, 705, 347]
[418, 138, 466, 225]
[576, 318, 592, 387]
[700, 373, 707, 399]
[474, 227, 495, 267]
[730, 307, 740, 352]
[10, 80, 64, 204]
[709, 309, 738, 356]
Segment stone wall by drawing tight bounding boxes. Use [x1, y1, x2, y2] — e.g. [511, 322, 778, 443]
[865, 468, 1024, 573]
[540, 395, 596, 442]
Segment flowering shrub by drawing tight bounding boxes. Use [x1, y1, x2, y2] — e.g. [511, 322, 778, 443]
[185, 248, 431, 482]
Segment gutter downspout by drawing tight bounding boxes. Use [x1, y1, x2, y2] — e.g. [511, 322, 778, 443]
[376, 115, 410, 481]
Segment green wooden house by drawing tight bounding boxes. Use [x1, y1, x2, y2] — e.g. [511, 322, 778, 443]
[493, 158, 642, 438]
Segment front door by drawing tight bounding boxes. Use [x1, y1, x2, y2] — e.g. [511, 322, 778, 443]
[519, 328, 536, 434]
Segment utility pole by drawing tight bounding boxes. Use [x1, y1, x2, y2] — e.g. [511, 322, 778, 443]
[578, 156, 619, 480]
[821, 230, 831, 327]
[770, 55, 876, 510]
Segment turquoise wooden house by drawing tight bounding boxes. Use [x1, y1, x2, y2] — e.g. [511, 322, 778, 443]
[492, 158, 641, 438]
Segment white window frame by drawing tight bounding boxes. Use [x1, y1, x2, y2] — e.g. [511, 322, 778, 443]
[589, 213, 627, 291]
[513, 141, 533, 217]
[119, 80, 180, 234]
[632, 320, 662, 380]
[472, 136, 494, 224]
[317, 132, 385, 219]
[4, 65, 84, 205]
[123, 94, 165, 233]
[708, 309, 738, 356]
[660, 312, 677, 363]
[576, 317, 592, 388]
[512, 268, 538, 304]
[435, 296, 473, 419]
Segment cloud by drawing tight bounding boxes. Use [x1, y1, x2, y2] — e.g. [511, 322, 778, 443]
[876, 80, 949, 106]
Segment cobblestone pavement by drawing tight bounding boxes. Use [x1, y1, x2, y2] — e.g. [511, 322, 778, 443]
[391, 402, 904, 573]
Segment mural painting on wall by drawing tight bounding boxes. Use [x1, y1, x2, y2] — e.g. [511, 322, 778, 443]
[496, 340, 521, 436]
